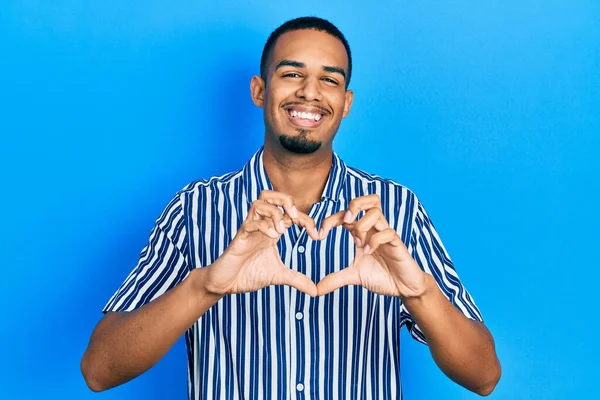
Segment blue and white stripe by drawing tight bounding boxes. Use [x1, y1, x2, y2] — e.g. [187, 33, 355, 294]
[104, 147, 483, 399]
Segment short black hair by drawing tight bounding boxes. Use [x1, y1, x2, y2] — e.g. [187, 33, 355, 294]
[260, 16, 352, 89]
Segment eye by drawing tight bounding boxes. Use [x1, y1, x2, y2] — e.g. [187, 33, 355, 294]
[282, 72, 301, 78]
[322, 77, 339, 85]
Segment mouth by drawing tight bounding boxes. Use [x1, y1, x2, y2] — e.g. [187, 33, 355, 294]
[283, 105, 328, 128]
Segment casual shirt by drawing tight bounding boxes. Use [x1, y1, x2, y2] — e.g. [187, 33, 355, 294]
[104, 147, 483, 400]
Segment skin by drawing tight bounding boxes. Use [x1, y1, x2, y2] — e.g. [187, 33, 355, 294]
[250, 28, 353, 213]
[81, 28, 501, 396]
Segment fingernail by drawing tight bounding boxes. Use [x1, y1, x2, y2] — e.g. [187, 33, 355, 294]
[268, 227, 277, 237]
[355, 237, 362, 246]
[319, 228, 325, 239]
[279, 220, 286, 233]
[363, 244, 371, 254]
[291, 206, 299, 218]
[343, 210, 353, 223]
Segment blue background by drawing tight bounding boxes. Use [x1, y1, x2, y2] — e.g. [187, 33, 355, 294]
[1, 1, 598, 399]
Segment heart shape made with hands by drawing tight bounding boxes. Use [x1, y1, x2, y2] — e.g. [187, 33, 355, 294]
[244, 191, 427, 299]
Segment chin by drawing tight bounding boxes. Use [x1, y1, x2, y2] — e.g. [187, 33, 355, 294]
[278, 133, 322, 154]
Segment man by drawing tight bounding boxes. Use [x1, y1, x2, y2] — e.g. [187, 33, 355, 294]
[81, 16, 501, 399]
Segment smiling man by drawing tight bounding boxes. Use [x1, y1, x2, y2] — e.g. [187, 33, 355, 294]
[81, 17, 501, 399]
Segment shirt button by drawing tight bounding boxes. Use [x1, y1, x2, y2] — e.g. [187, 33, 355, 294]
[295, 312, 303, 320]
[296, 383, 304, 392]
[298, 245, 305, 253]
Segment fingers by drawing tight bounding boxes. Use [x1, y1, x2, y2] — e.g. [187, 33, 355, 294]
[293, 214, 321, 241]
[342, 194, 382, 224]
[240, 220, 281, 239]
[319, 211, 346, 239]
[319, 197, 389, 243]
[259, 190, 299, 218]
[363, 228, 402, 255]
[258, 191, 320, 240]
[353, 208, 389, 246]
[316, 267, 359, 296]
[249, 201, 287, 233]
[275, 268, 318, 297]
[250, 191, 387, 243]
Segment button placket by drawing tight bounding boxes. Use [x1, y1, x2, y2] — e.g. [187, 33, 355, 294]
[291, 202, 324, 399]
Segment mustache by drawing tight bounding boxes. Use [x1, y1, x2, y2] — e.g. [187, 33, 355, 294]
[281, 101, 331, 115]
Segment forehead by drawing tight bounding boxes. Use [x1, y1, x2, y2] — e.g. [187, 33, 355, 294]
[270, 29, 349, 72]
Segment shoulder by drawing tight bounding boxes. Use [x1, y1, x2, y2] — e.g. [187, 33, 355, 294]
[175, 169, 245, 198]
[157, 169, 244, 221]
[345, 165, 421, 207]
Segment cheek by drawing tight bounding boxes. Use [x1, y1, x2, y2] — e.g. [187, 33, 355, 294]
[267, 91, 285, 114]
[327, 88, 346, 104]
[332, 95, 348, 117]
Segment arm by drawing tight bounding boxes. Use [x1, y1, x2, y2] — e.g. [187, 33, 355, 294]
[82, 190, 319, 392]
[81, 267, 222, 392]
[403, 274, 501, 396]
[316, 194, 501, 396]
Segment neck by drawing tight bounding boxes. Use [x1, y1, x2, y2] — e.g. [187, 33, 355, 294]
[262, 140, 333, 214]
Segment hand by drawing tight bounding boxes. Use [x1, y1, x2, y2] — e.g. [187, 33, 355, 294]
[317, 194, 427, 298]
[203, 190, 321, 297]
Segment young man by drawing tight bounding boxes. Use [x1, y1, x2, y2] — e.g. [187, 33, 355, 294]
[82, 16, 501, 399]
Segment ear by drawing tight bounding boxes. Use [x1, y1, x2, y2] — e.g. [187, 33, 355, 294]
[342, 89, 354, 119]
[250, 75, 265, 108]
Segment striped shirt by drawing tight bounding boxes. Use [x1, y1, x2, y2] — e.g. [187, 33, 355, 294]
[104, 147, 483, 400]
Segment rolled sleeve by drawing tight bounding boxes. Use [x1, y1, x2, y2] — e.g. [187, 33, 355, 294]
[400, 200, 483, 344]
[103, 192, 190, 313]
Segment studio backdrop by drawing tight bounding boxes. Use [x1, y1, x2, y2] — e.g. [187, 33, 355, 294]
[1, 1, 599, 399]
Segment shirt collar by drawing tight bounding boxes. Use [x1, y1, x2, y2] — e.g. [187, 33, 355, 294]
[242, 146, 347, 204]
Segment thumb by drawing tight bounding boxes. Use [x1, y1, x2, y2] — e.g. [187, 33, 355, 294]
[274, 268, 318, 297]
[316, 267, 359, 296]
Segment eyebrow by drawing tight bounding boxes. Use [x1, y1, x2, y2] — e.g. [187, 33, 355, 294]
[322, 66, 346, 79]
[275, 59, 346, 80]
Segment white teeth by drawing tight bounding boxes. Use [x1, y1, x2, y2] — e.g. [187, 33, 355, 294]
[289, 109, 323, 122]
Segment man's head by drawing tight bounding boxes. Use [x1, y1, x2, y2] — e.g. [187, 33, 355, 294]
[260, 17, 353, 90]
[251, 17, 354, 155]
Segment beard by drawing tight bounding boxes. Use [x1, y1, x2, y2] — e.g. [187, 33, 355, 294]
[278, 129, 322, 154]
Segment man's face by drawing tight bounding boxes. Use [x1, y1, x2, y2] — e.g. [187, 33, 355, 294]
[251, 29, 354, 154]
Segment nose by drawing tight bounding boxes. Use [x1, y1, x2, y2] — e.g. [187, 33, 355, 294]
[295, 76, 322, 102]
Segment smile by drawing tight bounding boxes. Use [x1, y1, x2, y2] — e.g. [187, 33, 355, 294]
[284, 106, 326, 128]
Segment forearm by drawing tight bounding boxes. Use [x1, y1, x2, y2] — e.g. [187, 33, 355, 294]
[403, 273, 501, 396]
[81, 267, 223, 392]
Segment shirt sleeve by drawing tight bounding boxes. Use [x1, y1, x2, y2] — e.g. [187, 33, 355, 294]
[103, 191, 191, 313]
[399, 200, 484, 344]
